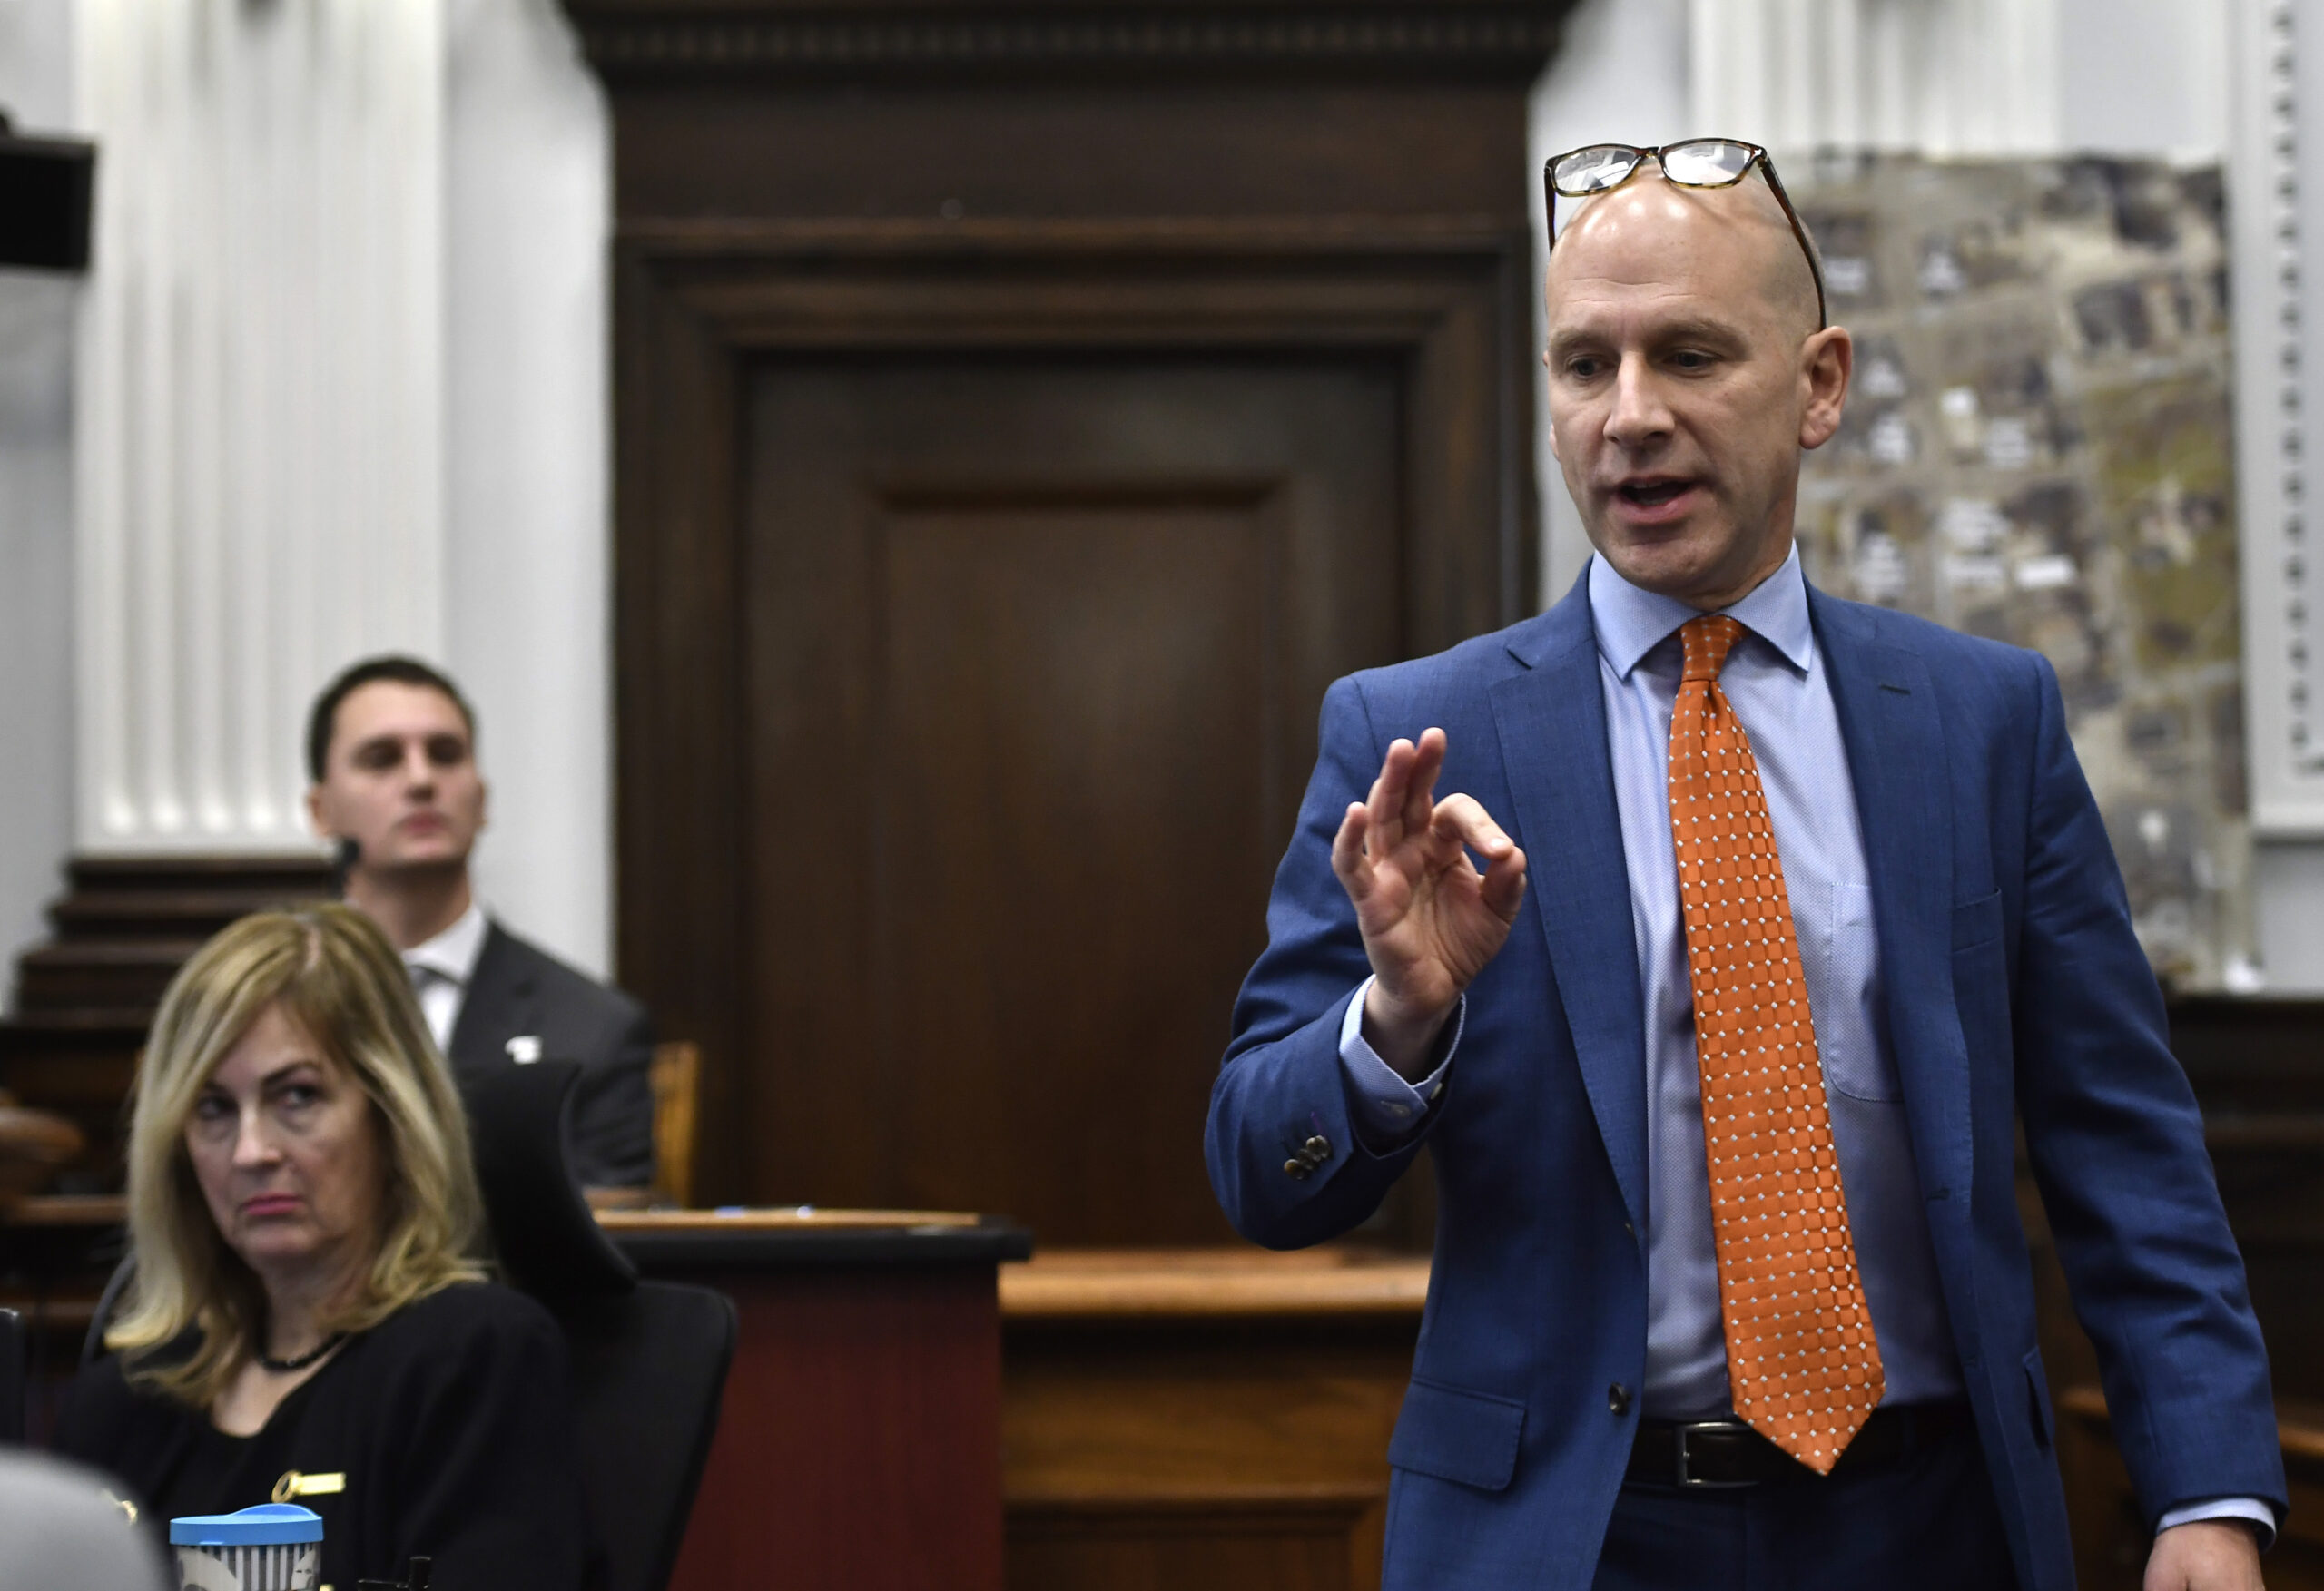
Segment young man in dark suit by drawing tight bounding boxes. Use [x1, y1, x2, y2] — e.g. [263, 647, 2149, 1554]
[305, 656, 655, 1189]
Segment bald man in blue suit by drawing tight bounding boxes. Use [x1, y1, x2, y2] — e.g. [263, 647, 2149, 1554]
[1207, 144, 2283, 1591]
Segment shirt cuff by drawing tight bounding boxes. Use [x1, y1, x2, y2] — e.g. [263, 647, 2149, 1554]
[2155, 1497, 2277, 1549]
[1335, 976, 1462, 1145]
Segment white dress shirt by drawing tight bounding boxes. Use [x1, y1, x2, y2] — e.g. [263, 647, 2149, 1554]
[402, 900, 489, 1053]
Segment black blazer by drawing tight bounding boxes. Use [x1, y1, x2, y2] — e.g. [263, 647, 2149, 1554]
[55, 1282, 599, 1591]
[448, 922, 655, 1189]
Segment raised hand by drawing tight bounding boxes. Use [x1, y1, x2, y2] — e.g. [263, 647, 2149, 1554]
[1330, 728, 1527, 1079]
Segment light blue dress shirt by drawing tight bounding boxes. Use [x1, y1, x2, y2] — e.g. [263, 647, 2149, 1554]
[1344, 544, 1958, 1415]
[1334, 548, 2267, 1536]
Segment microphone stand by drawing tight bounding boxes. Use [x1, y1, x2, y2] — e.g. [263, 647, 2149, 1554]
[330, 837, 359, 901]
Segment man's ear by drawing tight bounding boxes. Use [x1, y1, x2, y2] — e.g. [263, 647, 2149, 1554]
[1543, 352, 1563, 463]
[304, 783, 332, 840]
[1798, 325, 1852, 451]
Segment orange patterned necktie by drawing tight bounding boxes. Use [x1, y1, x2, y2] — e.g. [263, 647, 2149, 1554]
[1668, 614, 1884, 1474]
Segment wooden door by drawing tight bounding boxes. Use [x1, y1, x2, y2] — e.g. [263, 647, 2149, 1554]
[582, 1, 1555, 1245]
[740, 355, 1401, 1243]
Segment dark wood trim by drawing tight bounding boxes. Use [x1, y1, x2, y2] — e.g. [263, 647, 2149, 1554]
[0, 854, 337, 1189]
[605, 1213, 1033, 1268]
[564, 1, 1573, 84]
[612, 241, 751, 1203]
[612, 220, 1533, 1202]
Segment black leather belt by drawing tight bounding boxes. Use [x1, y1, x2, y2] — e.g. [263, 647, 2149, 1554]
[1625, 1402, 1972, 1488]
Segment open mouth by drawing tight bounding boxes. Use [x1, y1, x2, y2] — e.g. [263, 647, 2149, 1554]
[1617, 479, 1694, 507]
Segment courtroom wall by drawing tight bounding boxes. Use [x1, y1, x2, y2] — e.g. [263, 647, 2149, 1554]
[0, 0, 2308, 1000]
[1529, 0, 2324, 991]
[445, 0, 615, 980]
[0, 0, 77, 975]
[0, 0, 615, 1002]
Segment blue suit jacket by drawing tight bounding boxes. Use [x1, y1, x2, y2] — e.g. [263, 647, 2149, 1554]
[1206, 572, 2284, 1590]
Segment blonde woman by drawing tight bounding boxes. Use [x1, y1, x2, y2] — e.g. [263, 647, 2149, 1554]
[54, 905, 596, 1590]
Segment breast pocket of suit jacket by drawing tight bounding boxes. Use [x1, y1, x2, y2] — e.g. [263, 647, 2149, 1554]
[1820, 881, 1904, 1102]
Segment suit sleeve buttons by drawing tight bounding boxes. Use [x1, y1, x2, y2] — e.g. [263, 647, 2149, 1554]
[1608, 1383, 1633, 1416]
[1283, 1130, 1334, 1181]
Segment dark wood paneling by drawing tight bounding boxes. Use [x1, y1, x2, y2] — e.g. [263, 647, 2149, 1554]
[605, 230, 1534, 1223]
[610, 238, 753, 1210]
[573, 0, 1560, 1233]
[0, 856, 334, 1187]
[566, 1, 1570, 93]
[612, 84, 1536, 222]
[1009, 1495, 1378, 1591]
[662, 1264, 1007, 1591]
[740, 356, 1399, 1239]
[1000, 1248, 1422, 1591]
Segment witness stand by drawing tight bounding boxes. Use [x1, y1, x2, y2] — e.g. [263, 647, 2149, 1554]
[600, 1208, 1030, 1591]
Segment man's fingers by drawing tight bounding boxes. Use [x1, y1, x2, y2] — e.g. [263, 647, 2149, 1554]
[1481, 844, 1529, 921]
[1368, 738, 1417, 847]
[1428, 793, 1526, 918]
[1331, 802, 1372, 898]
[1401, 728, 1448, 836]
[1431, 792, 1515, 859]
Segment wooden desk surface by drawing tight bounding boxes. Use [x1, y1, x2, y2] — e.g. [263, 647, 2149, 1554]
[3, 1196, 996, 1230]
[1000, 1245, 1430, 1320]
[0, 1202, 1423, 1307]
[600, 1207, 1030, 1269]
[0, 1194, 1033, 1272]
[3, 1203, 1437, 1311]
[1, 1193, 124, 1226]
[597, 1206, 984, 1233]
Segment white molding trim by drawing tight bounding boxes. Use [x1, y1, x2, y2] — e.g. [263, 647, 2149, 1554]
[2231, 0, 2324, 831]
[1689, 0, 2061, 156]
[74, 0, 448, 855]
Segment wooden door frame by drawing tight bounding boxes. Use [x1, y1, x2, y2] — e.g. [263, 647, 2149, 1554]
[613, 218, 1536, 1201]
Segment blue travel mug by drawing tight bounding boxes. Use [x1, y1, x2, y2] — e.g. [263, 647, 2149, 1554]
[168, 1502, 321, 1590]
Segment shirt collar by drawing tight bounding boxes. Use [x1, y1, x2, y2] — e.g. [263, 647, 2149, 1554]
[1586, 541, 1815, 680]
[403, 899, 489, 988]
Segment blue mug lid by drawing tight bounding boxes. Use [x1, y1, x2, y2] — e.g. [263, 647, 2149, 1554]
[169, 1502, 324, 1546]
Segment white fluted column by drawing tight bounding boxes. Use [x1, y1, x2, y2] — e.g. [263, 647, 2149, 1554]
[1690, 0, 2063, 155]
[74, 0, 447, 855]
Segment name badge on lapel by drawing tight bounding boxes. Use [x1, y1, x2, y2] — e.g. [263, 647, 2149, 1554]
[506, 1036, 542, 1065]
[271, 1469, 346, 1503]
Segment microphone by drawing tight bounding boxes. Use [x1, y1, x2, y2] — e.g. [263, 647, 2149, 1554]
[330, 837, 360, 900]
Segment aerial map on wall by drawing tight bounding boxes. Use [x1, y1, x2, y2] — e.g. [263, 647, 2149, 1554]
[1786, 154, 2250, 992]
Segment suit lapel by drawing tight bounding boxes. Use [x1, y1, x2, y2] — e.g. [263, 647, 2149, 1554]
[1812, 591, 1971, 1198]
[448, 921, 539, 1073]
[1490, 582, 1649, 1232]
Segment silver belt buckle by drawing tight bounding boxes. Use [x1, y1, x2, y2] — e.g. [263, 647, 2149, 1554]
[1673, 1419, 1758, 1488]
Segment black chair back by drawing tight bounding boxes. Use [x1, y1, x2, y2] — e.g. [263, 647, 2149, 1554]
[461, 1060, 636, 1301]
[0, 1307, 25, 1442]
[82, 1256, 135, 1368]
[463, 1058, 735, 1591]
[560, 1283, 736, 1591]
